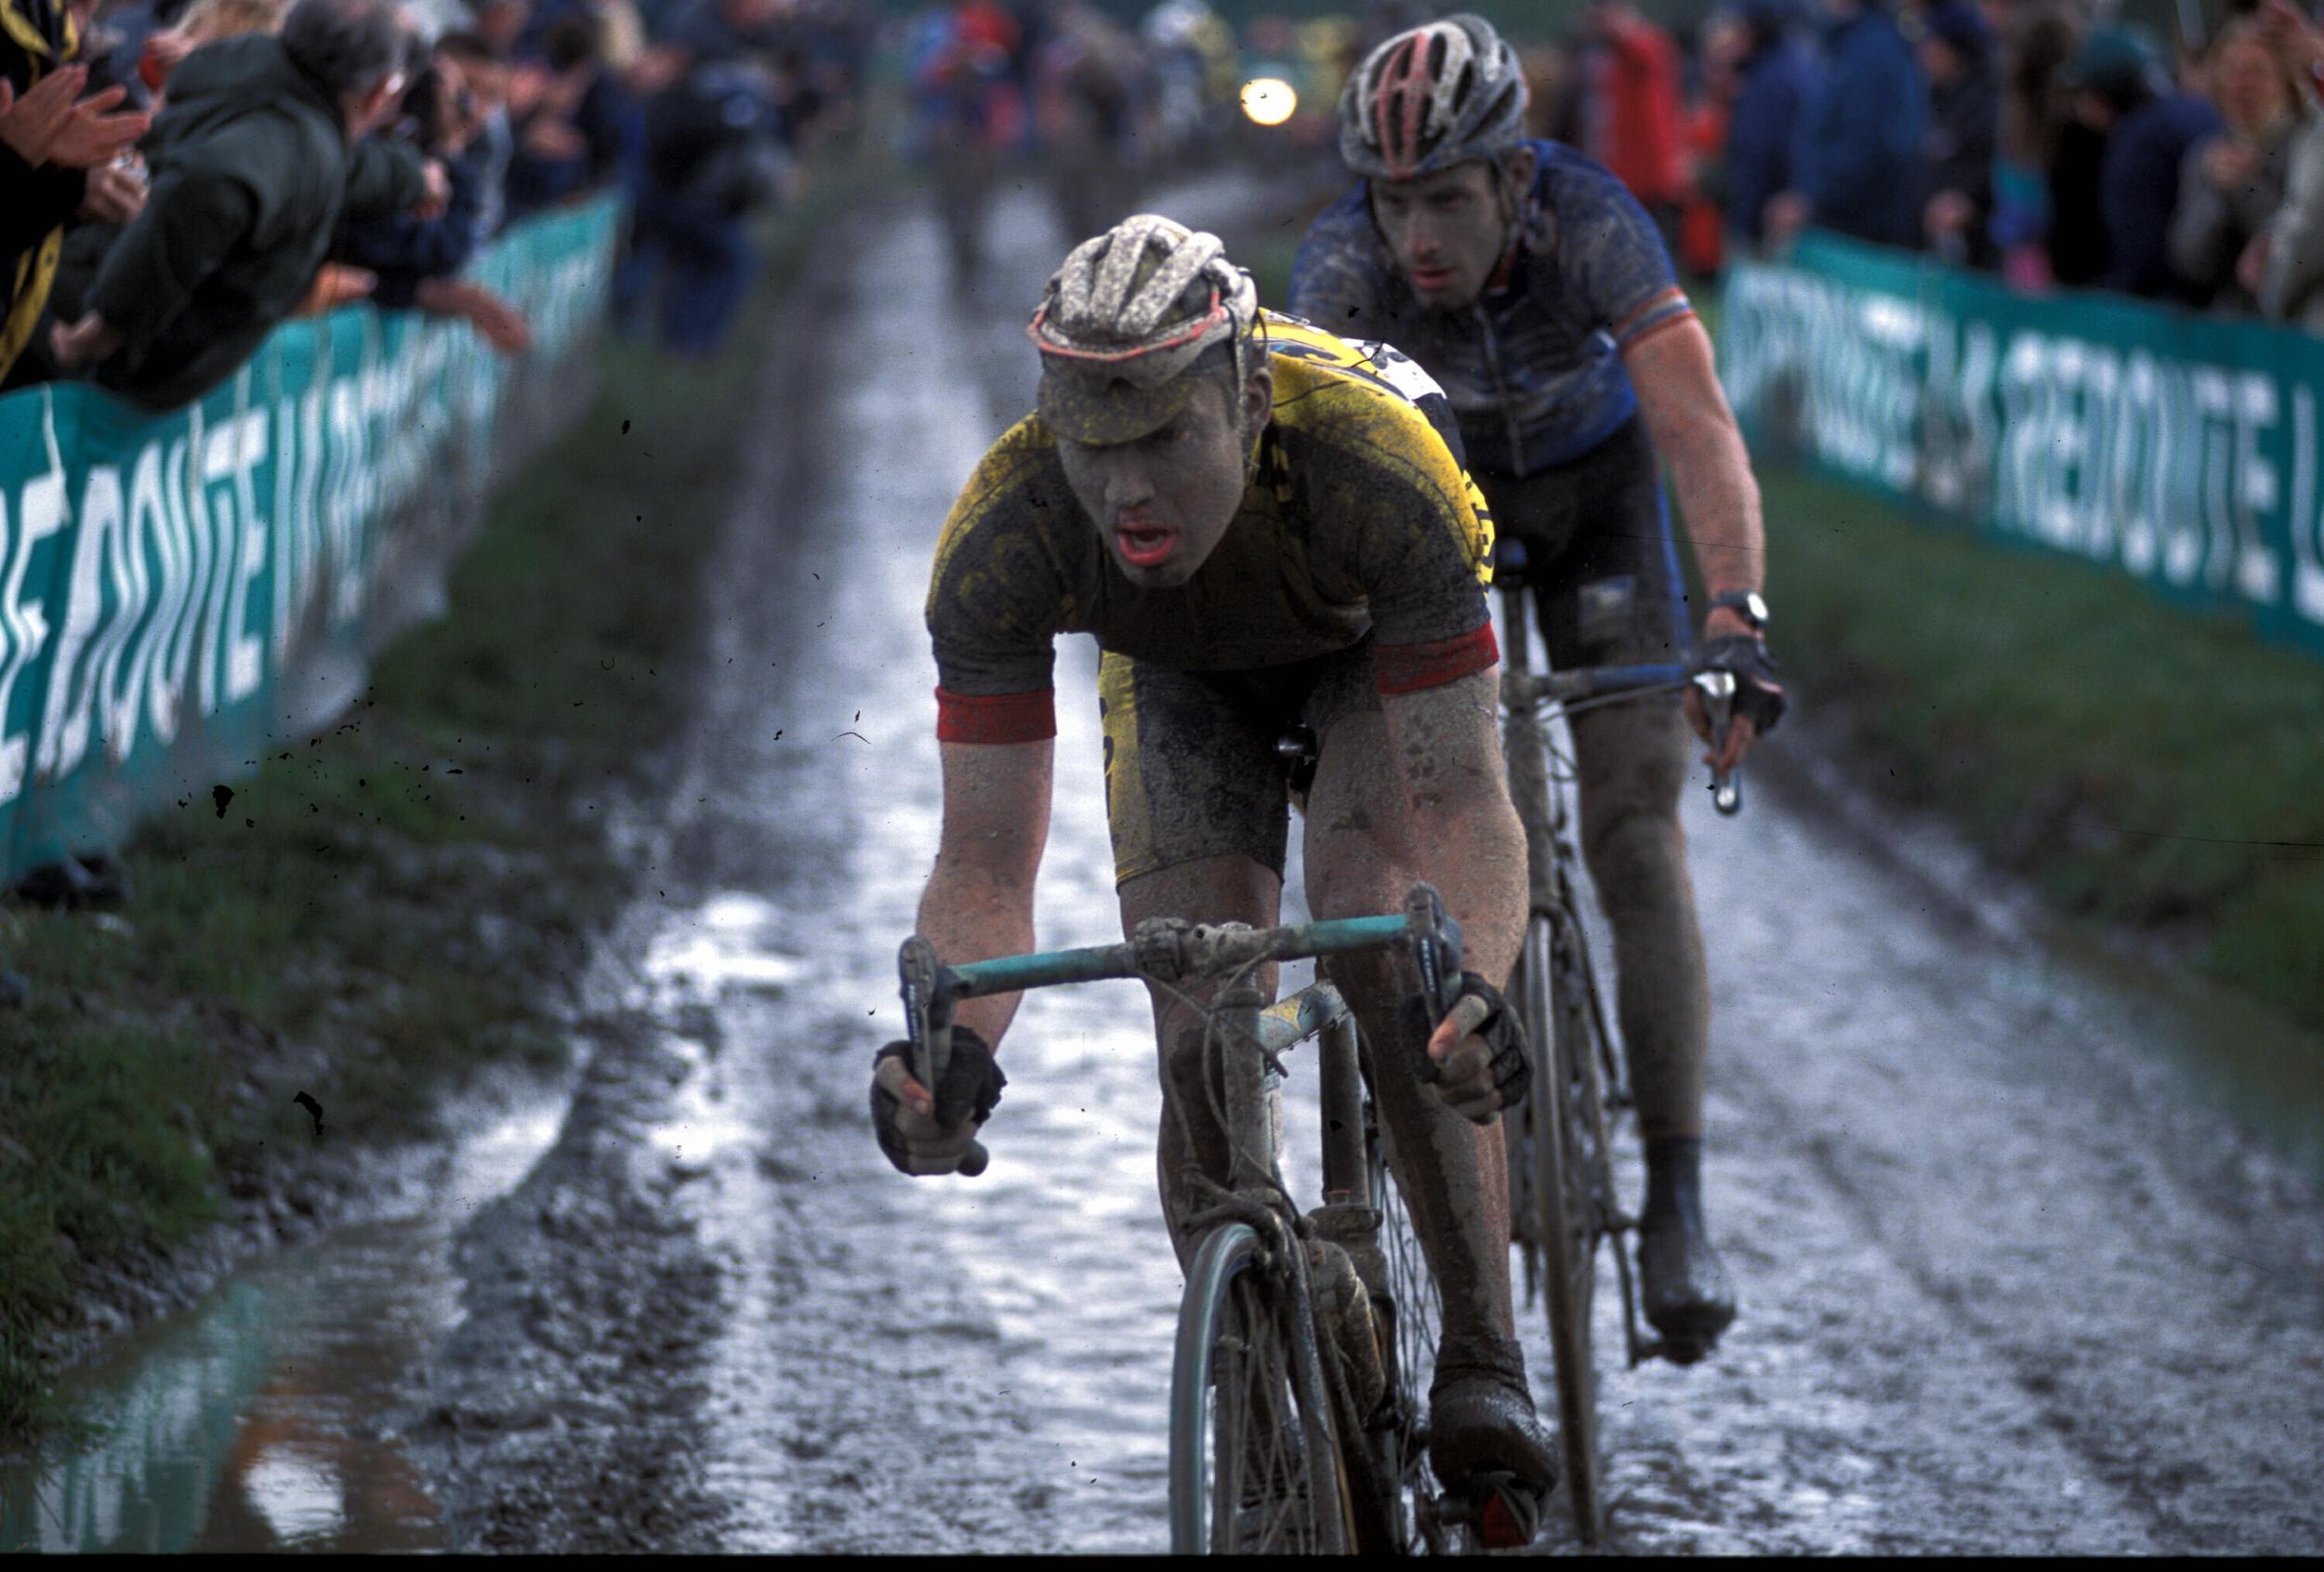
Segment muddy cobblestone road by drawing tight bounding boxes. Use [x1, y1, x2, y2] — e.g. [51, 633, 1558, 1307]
[403, 189, 2324, 1554]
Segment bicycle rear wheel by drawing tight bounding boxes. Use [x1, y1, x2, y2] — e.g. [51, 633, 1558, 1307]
[1515, 909, 1607, 1541]
[1169, 1222, 1350, 1553]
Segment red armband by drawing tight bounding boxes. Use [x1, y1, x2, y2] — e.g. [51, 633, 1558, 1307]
[935, 686, 1057, 744]
[1373, 623, 1499, 695]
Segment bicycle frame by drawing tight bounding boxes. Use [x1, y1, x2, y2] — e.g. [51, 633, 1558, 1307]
[1494, 581, 1704, 1376]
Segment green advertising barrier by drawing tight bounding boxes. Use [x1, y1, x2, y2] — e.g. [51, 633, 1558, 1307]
[0, 197, 616, 881]
[1720, 231, 2324, 663]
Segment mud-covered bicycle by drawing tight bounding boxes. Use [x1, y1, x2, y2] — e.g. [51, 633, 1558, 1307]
[893, 886, 1480, 1554]
[1491, 543, 1747, 1544]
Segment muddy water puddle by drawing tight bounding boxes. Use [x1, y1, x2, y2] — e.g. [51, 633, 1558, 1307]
[0, 1103, 561, 1553]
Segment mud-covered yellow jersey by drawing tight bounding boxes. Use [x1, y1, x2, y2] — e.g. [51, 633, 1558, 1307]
[927, 312, 1499, 744]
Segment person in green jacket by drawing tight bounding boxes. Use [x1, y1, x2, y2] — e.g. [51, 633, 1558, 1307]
[46, 0, 448, 411]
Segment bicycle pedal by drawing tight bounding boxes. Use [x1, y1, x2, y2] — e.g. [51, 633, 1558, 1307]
[1476, 1491, 1533, 1550]
[1434, 1472, 1547, 1550]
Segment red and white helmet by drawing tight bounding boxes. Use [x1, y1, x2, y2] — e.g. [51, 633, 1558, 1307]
[1340, 13, 1530, 182]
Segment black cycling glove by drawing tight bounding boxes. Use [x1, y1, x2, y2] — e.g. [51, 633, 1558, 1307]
[870, 1026, 1007, 1177]
[1399, 971, 1531, 1118]
[1687, 634, 1788, 735]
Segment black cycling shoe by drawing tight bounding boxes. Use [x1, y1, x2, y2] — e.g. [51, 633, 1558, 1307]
[1637, 1135, 1737, 1364]
[1427, 1332, 1559, 1550]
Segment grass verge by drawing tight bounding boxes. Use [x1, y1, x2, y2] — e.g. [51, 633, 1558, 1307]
[1756, 461, 2324, 1032]
[0, 169, 857, 1442]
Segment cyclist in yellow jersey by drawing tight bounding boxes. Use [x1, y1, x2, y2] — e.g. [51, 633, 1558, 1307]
[872, 215, 1562, 1542]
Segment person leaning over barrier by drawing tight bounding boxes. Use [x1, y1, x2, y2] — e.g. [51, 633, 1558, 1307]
[872, 214, 1566, 1548]
[44, 0, 451, 411]
[1290, 13, 1784, 1366]
[335, 34, 532, 355]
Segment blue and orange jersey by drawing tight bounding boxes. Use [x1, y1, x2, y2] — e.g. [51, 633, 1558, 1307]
[1288, 139, 1697, 478]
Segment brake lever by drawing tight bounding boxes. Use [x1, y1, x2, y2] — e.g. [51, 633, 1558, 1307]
[897, 935, 987, 1177]
[1691, 669, 1743, 816]
[1402, 883, 1465, 1084]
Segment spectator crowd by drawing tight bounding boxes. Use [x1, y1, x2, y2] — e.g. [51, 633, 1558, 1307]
[0, 0, 867, 416]
[1526, 0, 2324, 328]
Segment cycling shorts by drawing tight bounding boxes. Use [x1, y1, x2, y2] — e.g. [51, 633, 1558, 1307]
[1480, 416, 1690, 673]
[1099, 639, 1381, 886]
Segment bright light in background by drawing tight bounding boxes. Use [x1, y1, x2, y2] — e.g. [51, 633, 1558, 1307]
[1240, 77, 1298, 127]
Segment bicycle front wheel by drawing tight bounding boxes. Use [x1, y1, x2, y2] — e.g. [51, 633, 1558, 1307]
[1371, 1122, 1451, 1553]
[1169, 1222, 1350, 1553]
[1516, 909, 1607, 1541]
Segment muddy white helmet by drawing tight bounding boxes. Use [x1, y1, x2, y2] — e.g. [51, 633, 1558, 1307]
[1028, 213, 1260, 444]
[1340, 13, 1530, 182]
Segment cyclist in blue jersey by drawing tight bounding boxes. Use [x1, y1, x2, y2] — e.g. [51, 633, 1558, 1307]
[1290, 12, 1785, 1364]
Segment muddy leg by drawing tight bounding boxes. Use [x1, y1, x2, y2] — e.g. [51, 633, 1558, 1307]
[1565, 697, 1708, 1142]
[1117, 853, 1282, 1267]
[1301, 708, 1513, 1341]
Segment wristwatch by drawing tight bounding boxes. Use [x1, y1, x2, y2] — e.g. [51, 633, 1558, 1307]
[1708, 589, 1769, 632]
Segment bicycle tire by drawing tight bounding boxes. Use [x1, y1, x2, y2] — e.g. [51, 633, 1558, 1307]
[1169, 1222, 1349, 1553]
[1517, 910, 1607, 1541]
[1370, 1116, 1452, 1553]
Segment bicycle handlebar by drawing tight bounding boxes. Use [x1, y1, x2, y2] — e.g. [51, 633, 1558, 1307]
[1502, 661, 1746, 817]
[943, 911, 1408, 999]
[896, 885, 1470, 1175]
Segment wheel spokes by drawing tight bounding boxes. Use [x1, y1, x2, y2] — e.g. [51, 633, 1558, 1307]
[1211, 1278, 1327, 1552]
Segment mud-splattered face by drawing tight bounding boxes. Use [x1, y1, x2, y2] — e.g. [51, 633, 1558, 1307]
[1055, 369, 1271, 588]
[1369, 156, 1528, 310]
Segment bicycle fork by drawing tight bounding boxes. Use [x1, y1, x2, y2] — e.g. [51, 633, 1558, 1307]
[1213, 975, 1351, 1547]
